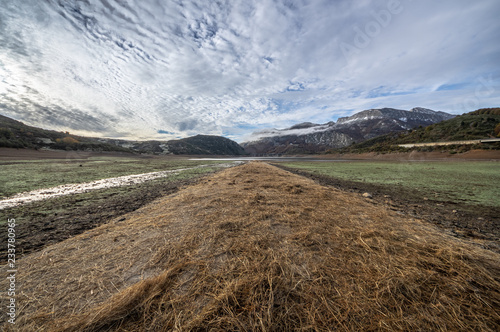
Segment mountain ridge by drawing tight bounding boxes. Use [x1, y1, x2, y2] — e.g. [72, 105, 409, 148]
[242, 107, 455, 155]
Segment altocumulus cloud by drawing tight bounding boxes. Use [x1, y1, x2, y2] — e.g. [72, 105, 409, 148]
[0, 0, 499, 142]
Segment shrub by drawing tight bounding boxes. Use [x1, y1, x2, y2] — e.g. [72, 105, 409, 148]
[55, 136, 80, 145]
[0, 127, 15, 139]
[495, 123, 500, 137]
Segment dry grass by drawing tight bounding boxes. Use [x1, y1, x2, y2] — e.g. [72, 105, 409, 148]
[1, 162, 499, 331]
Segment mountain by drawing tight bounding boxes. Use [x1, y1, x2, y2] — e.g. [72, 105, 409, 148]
[0, 114, 245, 155]
[338, 107, 500, 153]
[0, 114, 132, 152]
[242, 107, 455, 155]
[166, 135, 246, 155]
[130, 135, 246, 155]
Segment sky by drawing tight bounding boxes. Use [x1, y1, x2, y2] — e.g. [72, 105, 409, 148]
[0, 0, 499, 142]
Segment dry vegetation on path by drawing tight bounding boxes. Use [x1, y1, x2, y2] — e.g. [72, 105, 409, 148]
[1, 162, 499, 331]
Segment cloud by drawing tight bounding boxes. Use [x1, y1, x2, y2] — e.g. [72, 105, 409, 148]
[0, 0, 499, 142]
[0, 91, 120, 136]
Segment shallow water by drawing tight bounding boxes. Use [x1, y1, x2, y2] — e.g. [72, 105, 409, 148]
[189, 157, 349, 162]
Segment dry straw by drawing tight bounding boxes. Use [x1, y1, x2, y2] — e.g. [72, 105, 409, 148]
[1, 162, 499, 331]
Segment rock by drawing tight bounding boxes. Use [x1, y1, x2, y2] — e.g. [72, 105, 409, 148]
[362, 193, 373, 199]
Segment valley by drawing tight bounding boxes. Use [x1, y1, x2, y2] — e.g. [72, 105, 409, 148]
[2, 1, 499, 329]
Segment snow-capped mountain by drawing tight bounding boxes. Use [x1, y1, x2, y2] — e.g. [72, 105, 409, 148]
[336, 107, 453, 127]
[242, 107, 455, 155]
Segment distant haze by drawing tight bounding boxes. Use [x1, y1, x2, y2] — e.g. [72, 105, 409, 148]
[0, 0, 499, 142]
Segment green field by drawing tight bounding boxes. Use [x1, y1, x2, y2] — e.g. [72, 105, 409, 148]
[0, 164, 223, 223]
[0, 157, 228, 198]
[279, 161, 500, 208]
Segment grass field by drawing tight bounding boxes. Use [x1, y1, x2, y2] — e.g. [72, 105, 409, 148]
[0, 162, 232, 261]
[0, 164, 223, 224]
[0, 156, 227, 198]
[279, 161, 500, 208]
[4, 162, 498, 331]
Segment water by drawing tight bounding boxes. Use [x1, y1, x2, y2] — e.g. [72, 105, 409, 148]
[189, 157, 349, 162]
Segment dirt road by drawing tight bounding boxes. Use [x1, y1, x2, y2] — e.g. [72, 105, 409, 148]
[1, 162, 499, 331]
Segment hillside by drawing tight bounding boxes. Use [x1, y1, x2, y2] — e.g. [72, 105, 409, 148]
[0, 114, 245, 155]
[164, 135, 246, 155]
[338, 108, 500, 153]
[242, 107, 454, 155]
[2, 162, 499, 331]
[0, 114, 131, 152]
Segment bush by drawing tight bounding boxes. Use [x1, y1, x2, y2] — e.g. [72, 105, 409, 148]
[56, 136, 80, 145]
[495, 123, 500, 137]
[0, 137, 25, 148]
[0, 128, 13, 139]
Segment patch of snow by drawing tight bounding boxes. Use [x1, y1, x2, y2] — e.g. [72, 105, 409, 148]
[336, 115, 381, 125]
[410, 107, 436, 114]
